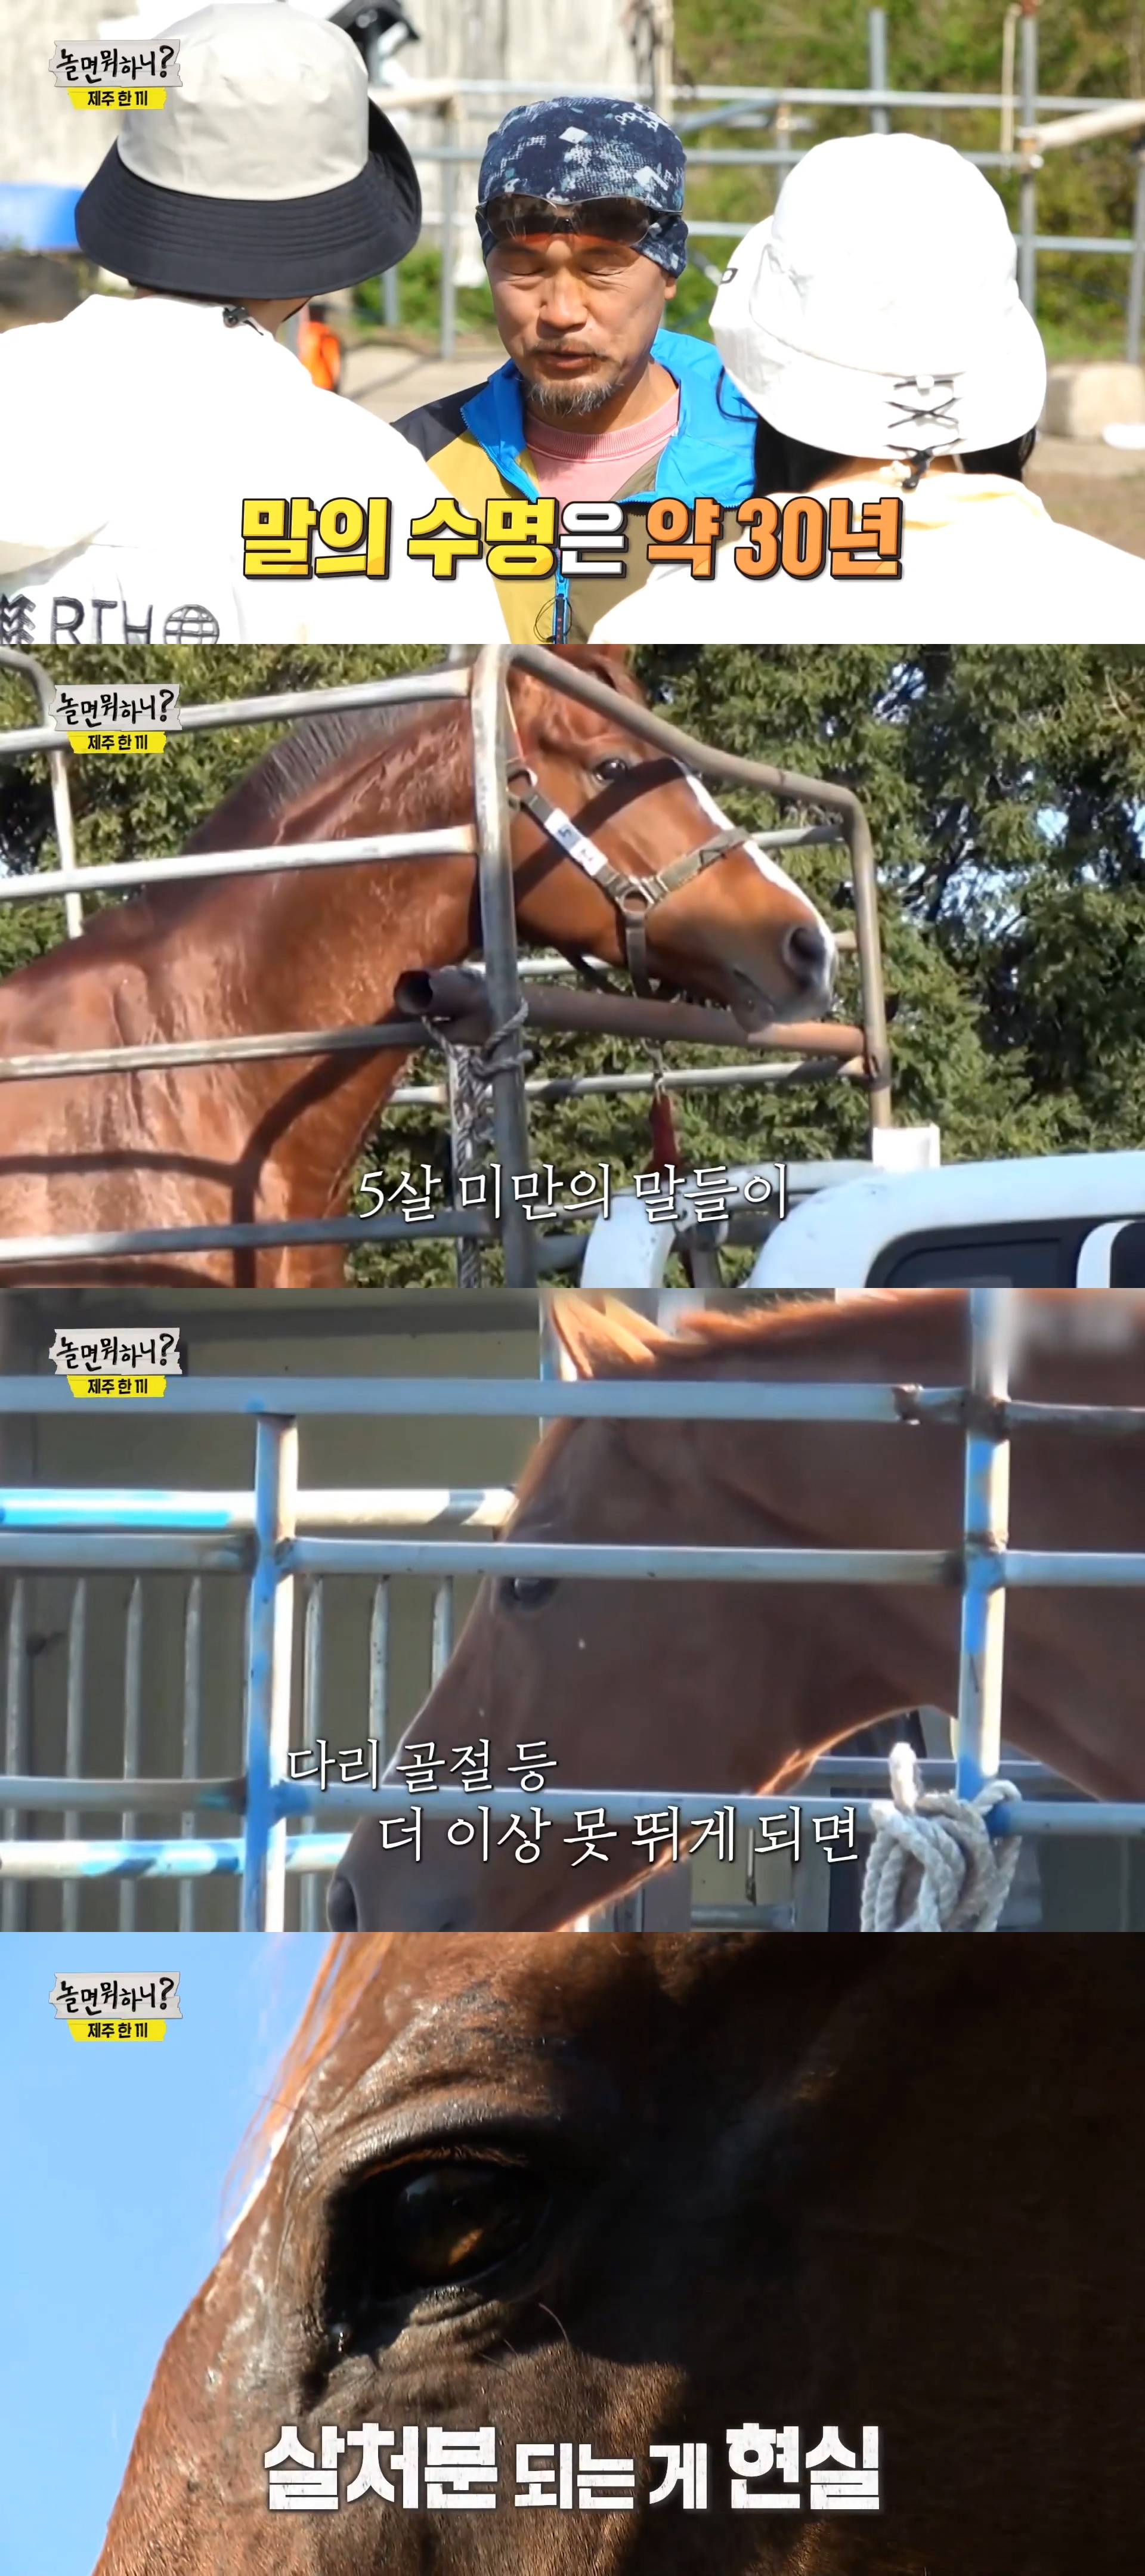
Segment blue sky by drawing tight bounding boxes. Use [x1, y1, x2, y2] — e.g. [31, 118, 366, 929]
[0, 1935, 327, 2576]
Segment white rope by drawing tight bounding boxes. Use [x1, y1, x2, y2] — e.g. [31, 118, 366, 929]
[860, 1742, 1023, 1934]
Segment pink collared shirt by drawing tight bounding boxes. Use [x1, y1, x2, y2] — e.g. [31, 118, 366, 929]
[524, 384, 681, 506]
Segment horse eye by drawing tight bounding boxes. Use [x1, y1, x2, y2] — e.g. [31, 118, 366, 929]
[593, 754, 632, 782]
[500, 1575, 558, 1609]
[325, 2159, 550, 2326]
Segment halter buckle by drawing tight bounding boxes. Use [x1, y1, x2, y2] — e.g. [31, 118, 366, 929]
[504, 758, 539, 808]
[616, 874, 668, 919]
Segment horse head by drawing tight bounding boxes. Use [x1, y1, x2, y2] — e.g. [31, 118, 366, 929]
[329, 1287, 1145, 1935]
[93, 1936, 1145, 2576]
[505, 649, 835, 1029]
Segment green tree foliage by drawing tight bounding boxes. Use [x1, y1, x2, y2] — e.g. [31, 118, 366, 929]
[670, 1, 1145, 355]
[0, 642, 1141, 1282]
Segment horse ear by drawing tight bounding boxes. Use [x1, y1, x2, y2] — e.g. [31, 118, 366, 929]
[546, 1293, 675, 1378]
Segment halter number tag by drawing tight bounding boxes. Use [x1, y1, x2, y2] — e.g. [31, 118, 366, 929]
[543, 804, 611, 880]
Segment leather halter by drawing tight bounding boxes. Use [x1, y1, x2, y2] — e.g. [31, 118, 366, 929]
[503, 748, 748, 996]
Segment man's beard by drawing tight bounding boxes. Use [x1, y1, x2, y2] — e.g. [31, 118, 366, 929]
[521, 360, 626, 423]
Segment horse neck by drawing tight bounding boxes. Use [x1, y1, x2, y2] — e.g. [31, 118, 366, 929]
[226, 702, 479, 1035]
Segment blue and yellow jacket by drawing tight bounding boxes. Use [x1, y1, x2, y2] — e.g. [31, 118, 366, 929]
[394, 328, 757, 643]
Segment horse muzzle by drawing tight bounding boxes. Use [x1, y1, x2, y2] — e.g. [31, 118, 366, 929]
[731, 917, 836, 1031]
[327, 1856, 481, 1934]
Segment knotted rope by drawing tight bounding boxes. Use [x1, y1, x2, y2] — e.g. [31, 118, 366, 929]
[427, 998, 530, 1290]
[442, 1041, 494, 1291]
[479, 996, 531, 1079]
[860, 1741, 1023, 1933]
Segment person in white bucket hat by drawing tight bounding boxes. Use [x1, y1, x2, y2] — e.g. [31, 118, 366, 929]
[593, 131, 1145, 645]
[0, 4, 507, 647]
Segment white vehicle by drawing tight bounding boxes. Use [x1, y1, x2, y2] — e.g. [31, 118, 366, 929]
[580, 1135, 1145, 1291]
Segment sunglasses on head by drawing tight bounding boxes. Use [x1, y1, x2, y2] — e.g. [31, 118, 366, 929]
[481, 193, 657, 248]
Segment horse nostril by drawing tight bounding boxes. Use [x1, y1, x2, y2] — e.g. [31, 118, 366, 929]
[326, 1871, 359, 1932]
[783, 921, 833, 987]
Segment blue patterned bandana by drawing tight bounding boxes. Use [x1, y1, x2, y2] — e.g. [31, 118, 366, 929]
[476, 96, 688, 275]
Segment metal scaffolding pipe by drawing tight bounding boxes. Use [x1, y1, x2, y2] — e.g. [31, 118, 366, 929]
[0, 1485, 513, 1531]
[0, 1755, 1075, 1813]
[0, 992, 867, 1090]
[955, 1289, 1011, 1800]
[867, 8, 890, 134]
[0, 1373, 961, 1419]
[0, 650, 82, 936]
[1017, 2, 1040, 311]
[394, 1058, 865, 1108]
[0, 825, 476, 906]
[471, 649, 537, 1287]
[1032, 98, 1145, 150]
[0, 667, 470, 763]
[4, 1797, 1145, 1883]
[0, 1206, 494, 1267]
[1127, 145, 1145, 361]
[397, 965, 868, 1059]
[242, 1417, 296, 1932]
[0, 1015, 437, 1086]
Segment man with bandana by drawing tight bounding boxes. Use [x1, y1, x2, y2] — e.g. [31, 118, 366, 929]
[395, 95, 757, 643]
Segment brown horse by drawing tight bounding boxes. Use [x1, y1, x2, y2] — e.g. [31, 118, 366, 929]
[0, 648, 833, 1286]
[94, 1932, 1145, 2576]
[331, 1289, 1145, 1931]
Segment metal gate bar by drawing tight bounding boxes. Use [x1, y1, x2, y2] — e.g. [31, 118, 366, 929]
[0, 651, 82, 936]
[956, 1295, 1011, 1801]
[62, 1581, 86, 1936]
[1, 1578, 29, 1931]
[299, 1579, 324, 1934]
[179, 1580, 203, 1936]
[242, 1418, 296, 1933]
[119, 1579, 143, 1934]
[0, 1757, 1082, 1812]
[7, 1798, 1145, 1891]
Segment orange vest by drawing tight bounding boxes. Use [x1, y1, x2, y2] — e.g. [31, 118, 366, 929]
[298, 315, 342, 394]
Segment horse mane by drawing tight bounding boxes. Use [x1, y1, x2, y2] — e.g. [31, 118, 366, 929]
[184, 646, 644, 854]
[509, 1296, 930, 1515]
[643, 1294, 931, 1367]
[182, 682, 449, 854]
[560, 1289, 1145, 1374]
[230, 1934, 396, 2210]
[552, 1290, 958, 1378]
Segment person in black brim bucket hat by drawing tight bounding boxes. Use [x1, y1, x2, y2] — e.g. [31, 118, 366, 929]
[75, 0, 421, 298]
[0, 4, 508, 644]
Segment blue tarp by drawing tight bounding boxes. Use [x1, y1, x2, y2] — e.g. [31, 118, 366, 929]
[0, 185, 82, 252]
